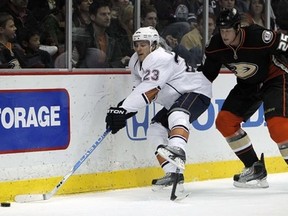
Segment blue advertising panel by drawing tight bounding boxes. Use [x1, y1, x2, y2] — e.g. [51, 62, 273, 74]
[126, 100, 265, 141]
[0, 89, 70, 154]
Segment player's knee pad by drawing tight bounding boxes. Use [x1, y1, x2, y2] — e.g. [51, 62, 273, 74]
[147, 122, 169, 146]
[168, 111, 190, 142]
[216, 111, 243, 137]
[266, 117, 288, 143]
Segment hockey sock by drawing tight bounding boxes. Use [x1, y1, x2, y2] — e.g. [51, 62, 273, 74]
[226, 129, 258, 167]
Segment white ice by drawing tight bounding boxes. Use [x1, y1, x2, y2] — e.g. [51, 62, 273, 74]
[1, 172, 288, 216]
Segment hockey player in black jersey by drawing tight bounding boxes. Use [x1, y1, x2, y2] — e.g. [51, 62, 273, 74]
[201, 8, 288, 188]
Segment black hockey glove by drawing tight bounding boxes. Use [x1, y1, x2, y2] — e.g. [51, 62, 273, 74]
[117, 99, 138, 119]
[106, 107, 127, 134]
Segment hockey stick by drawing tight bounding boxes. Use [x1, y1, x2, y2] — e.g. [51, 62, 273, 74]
[170, 168, 180, 201]
[170, 168, 190, 201]
[15, 128, 111, 203]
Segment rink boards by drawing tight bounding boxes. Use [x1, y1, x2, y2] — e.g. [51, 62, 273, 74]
[0, 69, 287, 201]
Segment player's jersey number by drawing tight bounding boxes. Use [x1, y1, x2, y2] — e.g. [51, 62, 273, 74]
[143, 69, 160, 81]
[278, 34, 288, 52]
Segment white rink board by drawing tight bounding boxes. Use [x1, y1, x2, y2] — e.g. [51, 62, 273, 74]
[0, 72, 278, 182]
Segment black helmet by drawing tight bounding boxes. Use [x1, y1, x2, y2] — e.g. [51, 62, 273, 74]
[216, 8, 241, 29]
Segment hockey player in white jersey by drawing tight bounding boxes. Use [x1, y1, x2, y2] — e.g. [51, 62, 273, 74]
[105, 26, 212, 188]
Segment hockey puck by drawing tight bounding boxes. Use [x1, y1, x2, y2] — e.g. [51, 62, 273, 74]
[1, 202, 11, 207]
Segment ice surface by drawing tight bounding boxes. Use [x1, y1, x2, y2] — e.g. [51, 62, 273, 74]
[1, 172, 288, 216]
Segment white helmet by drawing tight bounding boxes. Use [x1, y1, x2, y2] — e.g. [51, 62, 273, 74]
[132, 26, 160, 46]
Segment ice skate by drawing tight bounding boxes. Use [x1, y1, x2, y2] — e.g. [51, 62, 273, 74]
[156, 145, 186, 170]
[233, 153, 269, 188]
[152, 172, 184, 192]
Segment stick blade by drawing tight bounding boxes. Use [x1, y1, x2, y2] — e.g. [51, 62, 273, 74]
[15, 194, 45, 203]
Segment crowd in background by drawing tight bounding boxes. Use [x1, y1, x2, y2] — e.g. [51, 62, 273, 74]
[0, 0, 287, 69]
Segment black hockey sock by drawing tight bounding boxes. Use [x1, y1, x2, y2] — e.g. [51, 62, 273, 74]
[235, 145, 259, 167]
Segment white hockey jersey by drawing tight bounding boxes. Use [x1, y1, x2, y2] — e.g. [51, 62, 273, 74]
[121, 47, 212, 113]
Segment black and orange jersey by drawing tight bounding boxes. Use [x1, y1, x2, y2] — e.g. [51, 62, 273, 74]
[0, 43, 20, 68]
[202, 24, 288, 84]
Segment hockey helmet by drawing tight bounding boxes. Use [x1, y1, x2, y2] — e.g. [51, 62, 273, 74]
[216, 8, 241, 29]
[132, 26, 160, 46]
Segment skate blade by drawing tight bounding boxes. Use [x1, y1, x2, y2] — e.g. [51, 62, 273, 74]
[157, 148, 185, 170]
[151, 184, 165, 192]
[173, 191, 191, 201]
[152, 183, 184, 193]
[233, 177, 269, 189]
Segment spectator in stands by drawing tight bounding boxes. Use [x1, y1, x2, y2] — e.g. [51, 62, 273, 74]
[243, 0, 276, 29]
[75, 0, 129, 68]
[238, 0, 251, 12]
[218, 0, 236, 10]
[0, 12, 25, 69]
[107, 0, 132, 53]
[27, 0, 53, 22]
[72, 0, 93, 28]
[0, 0, 41, 39]
[141, 4, 171, 50]
[180, 12, 216, 67]
[191, 0, 219, 16]
[141, 0, 154, 7]
[141, 4, 194, 65]
[72, 0, 93, 67]
[110, 0, 131, 19]
[17, 27, 54, 68]
[40, 0, 66, 55]
[235, 0, 248, 13]
[214, 0, 247, 16]
[153, 0, 194, 33]
[155, 0, 195, 49]
[141, 4, 158, 29]
[246, 0, 265, 27]
[117, 4, 134, 56]
[0, 0, 58, 56]
[214, 0, 238, 17]
[160, 21, 191, 50]
[27, 0, 65, 50]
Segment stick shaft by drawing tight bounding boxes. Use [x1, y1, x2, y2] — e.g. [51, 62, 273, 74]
[170, 168, 180, 201]
[15, 128, 111, 203]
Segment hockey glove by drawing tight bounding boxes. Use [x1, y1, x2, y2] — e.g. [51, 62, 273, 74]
[117, 99, 138, 119]
[106, 107, 127, 134]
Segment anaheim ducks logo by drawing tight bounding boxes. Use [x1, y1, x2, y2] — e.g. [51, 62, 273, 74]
[227, 62, 258, 79]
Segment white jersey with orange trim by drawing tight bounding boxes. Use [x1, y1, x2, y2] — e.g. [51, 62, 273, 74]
[121, 47, 212, 113]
